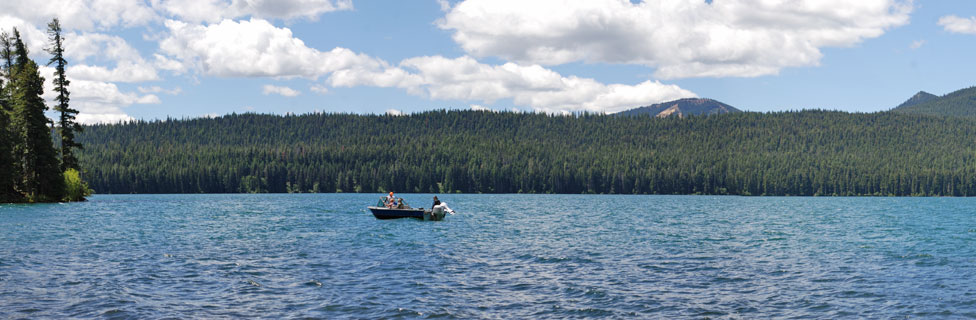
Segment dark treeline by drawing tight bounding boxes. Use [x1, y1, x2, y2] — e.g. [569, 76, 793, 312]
[77, 109, 976, 196]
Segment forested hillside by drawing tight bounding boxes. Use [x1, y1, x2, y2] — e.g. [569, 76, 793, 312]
[76, 110, 976, 196]
[616, 98, 740, 118]
[894, 91, 938, 109]
[892, 87, 976, 117]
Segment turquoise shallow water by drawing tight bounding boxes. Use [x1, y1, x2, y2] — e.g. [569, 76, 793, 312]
[2, 194, 976, 318]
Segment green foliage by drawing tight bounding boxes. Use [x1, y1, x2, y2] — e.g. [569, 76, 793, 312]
[46, 18, 82, 172]
[0, 32, 17, 203]
[9, 30, 64, 202]
[0, 27, 85, 204]
[892, 87, 976, 117]
[894, 91, 938, 110]
[62, 168, 92, 201]
[74, 109, 976, 197]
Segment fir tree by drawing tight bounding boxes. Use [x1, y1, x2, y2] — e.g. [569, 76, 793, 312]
[0, 31, 17, 202]
[0, 31, 12, 72]
[9, 29, 63, 202]
[46, 18, 81, 172]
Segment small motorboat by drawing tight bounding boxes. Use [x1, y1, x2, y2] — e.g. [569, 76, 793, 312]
[368, 197, 447, 221]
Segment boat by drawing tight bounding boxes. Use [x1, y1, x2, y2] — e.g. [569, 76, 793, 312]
[368, 197, 447, 221]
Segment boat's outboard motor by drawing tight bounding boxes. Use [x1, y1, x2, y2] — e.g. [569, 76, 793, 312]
[433, 202, 455, 215]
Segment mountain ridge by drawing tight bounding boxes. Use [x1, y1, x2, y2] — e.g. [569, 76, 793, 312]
[892, 87, 976, 117]
[894, 91, 938, 109]
[616, 98, 741, 118]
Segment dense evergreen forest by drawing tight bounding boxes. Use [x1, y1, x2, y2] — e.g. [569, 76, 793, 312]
[892, 86, 976, 117]
[0, 20, 90, 203]
[76, 109, 976, 196]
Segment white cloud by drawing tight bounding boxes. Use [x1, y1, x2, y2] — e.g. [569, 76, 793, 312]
[939, 15, 976, 34]
[385, 109, 404, 116]
[0, 0, 157, 31]
[910, 39, 925, 49]
[470, 104, 490, 111]
[40, 66, 160, 124]
[158, 18, 382, 78]
[440, 0, 912, 79]
[76, 113, 135, 124]
[138, 86, 183, 95]
[436, 0, 451, 12]
[59, 32, 160, 82]
[153, 54, 186, 73]
[0, 17, 49, 58]
[262, 84, 301, 97]
[329, 55, 696, 113]
[310, 84, 330, 94]
[68, 62, 159, 83]
[151, 0, 353, 23]
[61, 79, 159, 124]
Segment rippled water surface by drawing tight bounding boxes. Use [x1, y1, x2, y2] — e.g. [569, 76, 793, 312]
[2, 194, 976, 318]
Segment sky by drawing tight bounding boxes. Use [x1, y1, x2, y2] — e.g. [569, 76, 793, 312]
[2, 0, 976, 123]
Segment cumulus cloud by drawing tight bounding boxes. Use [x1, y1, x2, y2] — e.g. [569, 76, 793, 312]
[0, 17, 49, 57]
[309, 84, 330, 94]
[7, 0, 708, 118]
[0, 0, 157, 31]
[158, 18, 382, 78]
[40, 66, 160, 124]
[68, 80, 160, 123]
[152, 54, 186, 73]
[151, 0, 353, 23]
[939, 15, 976, 34]
[68, 62, 159, 83]
[262, 84, 301, 97]
[440, 0, 912, 79]
[138, 86, 183, 95]
[59, 32, 161, 82]
[329, 55, 696, 113]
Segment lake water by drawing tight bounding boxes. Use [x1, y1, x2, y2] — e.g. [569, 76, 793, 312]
[1, 194, 976, 318]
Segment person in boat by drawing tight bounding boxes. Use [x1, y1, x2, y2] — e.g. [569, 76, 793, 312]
[431, 196, 441, 209]
[397, 198, 405, 209]
[385, 191, 395, 207]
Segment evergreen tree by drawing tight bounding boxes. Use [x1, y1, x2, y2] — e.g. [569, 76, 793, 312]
[46, 18, 81, 172]
[9, 29, 63, 202]
[0, 31, 12, 72]
[0, 31, 18, 202]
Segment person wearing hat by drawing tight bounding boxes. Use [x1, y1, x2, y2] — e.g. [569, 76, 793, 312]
[386, 191, 396, 207]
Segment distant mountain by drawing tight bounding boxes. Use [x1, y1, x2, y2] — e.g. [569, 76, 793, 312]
[616, 98, 741, 118]
[895, 91, 938, 109]
[892, 87, 976, 117]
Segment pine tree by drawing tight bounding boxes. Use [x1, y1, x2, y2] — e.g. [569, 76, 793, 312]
[9, 29, 63, 202]
[46, 18, 81, 172]
[0, 31, 12, 72]
[0, 31, 18, 202]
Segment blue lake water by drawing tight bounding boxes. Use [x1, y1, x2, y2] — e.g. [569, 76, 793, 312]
[2, 194, 976, 318]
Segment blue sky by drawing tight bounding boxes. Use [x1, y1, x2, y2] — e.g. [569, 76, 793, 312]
[2, 0, 976, 123]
